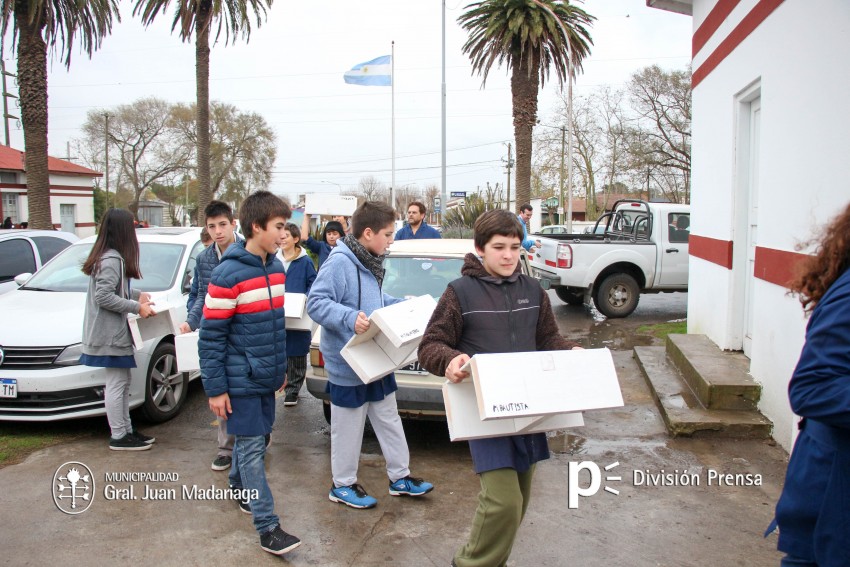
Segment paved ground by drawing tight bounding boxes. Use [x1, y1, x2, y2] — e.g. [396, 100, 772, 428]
[0, 292, 789, 566]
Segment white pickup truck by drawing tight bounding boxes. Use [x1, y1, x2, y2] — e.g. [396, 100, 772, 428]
[529, 200, 690, 318]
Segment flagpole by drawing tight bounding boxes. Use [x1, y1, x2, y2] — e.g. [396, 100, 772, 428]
[441, 0, 447, 227]
[391, 41, 396, 210]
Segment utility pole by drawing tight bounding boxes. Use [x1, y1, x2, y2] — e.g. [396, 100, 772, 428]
[0, 58, 19, 147]
[559, 126, 566, 224]
[503, 142, 514, 211]
[104, 113, 110, 209]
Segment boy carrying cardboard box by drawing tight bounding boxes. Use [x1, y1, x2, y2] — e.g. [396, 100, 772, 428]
[418, 208, 582, 567]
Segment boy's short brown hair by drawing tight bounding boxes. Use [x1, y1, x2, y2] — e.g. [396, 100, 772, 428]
[351, 201, 396, 238]
[204, 200, 234, 223]
[239, 191, 291, 238]
[199, 227, 212, 244]
[473, 209, 524, 250]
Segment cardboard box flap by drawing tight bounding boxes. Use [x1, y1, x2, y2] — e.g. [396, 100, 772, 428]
[305, 194, 358, 216]
[370, 295, 437, 349]
[284, 293, 307, 318]
[127, 303, 178, 351]
[461, 348, 624, 420]
[175, 331, 200, 371]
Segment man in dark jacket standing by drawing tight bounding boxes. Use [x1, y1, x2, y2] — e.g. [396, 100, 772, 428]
[395, 201, 441, 240]
[418, 209, 581, 567]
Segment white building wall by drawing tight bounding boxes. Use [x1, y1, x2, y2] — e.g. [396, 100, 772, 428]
[17, 172, 97, 237]
[689, 0, 850, 450]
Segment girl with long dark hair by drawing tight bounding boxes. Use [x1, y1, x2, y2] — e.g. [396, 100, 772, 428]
[81, 209, 156, 451]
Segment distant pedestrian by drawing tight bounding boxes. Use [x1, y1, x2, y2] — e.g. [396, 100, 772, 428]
[275, 222, 317, 406]
[2, 217, 11, 229]
[768, 201, 850, 566]
[80, 208, 156, 451]
[517, 204, 541, 252]
[395, 201, 441, 240]
[18, 221, 28, 229]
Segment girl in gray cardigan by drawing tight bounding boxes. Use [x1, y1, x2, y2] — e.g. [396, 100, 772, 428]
[81, 209, 156, 451]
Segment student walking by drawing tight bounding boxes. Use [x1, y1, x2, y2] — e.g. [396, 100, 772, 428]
[418, 209, 582, 567]
[307, 201, 434, 509]
[768, 202, 850, 567]
[178, 201, 242, 472]
[80, 208, 156, 451]
[198, 191, 301, 556]
[276, 222, 317, 406]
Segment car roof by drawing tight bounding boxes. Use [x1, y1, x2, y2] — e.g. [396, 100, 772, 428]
[0, 229, 79, 242]
[388, 238, 475, 257]
[77, 226, 202, 245]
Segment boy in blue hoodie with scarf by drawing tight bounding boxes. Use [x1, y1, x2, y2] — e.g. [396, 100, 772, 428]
[198, 191, 301, 556]
[307, 201, 434, 509]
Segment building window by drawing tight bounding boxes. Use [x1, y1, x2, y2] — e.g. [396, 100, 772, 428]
[2, 193, 18, 224]
[0, 171, 17, 184]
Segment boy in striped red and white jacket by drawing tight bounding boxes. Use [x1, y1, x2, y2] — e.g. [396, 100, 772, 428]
[198, 191, 301, 557]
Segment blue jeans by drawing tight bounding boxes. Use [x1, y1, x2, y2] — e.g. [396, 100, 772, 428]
[780, 556, 817, 567]
[229, 435, 279, 534]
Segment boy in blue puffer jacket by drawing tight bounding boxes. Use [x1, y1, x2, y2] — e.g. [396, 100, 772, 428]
[307, 201, 434, 509]
[198, 191, 301, 557]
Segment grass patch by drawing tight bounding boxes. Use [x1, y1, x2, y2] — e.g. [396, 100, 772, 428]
[0, 423, 97, 469]
[636, 320, 687, 340]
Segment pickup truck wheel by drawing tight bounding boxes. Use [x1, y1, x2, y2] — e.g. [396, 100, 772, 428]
[594, 273, 640, 318]
[555, 287, 585, 305]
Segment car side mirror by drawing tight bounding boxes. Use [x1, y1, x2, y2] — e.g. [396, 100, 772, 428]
[182, 271, 192, 294]
[14, 273, 32, 286]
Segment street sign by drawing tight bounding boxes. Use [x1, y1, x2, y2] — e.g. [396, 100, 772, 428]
[450, 191, 466, 198]
[434, 197, 441, 213]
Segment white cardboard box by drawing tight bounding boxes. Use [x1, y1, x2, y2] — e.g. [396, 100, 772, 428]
[175, 331, 200, 371]
[443, 380, 584, 441]
[461, 348, 624, 420]
[305, 194, 358, 216]
[284, 293, 316, 332]
[340, 296, 437, 384]
[127, 305, 178, 350]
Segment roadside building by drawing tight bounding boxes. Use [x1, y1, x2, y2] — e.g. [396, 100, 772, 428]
[0, 145, 101, 237]
[649, 0, 849, 450]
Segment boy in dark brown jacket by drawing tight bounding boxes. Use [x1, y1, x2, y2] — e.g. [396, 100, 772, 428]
[418, 209, 581, 567]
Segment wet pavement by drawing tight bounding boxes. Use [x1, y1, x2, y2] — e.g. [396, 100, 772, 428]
[0, 290, 788, 566]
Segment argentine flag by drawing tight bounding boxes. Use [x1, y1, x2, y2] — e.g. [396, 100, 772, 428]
[344, 55, 392, 86]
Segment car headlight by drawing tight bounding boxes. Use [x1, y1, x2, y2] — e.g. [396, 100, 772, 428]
[54, 343, 83, 366]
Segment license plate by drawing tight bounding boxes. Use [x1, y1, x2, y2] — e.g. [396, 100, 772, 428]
[0, 378, 17, 399]
[397, 361, 427, 375]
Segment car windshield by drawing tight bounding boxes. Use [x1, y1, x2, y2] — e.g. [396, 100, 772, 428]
[382, 256, 465, 300]
[21, 242, 187, 293]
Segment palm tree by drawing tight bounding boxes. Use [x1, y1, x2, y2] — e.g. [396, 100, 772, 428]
[133, 0, 272, 225]
[459, 0, 594, 213]
[0, 0, 120, 230]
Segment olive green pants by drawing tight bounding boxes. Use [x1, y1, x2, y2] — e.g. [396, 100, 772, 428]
[454, 466, 536, 567]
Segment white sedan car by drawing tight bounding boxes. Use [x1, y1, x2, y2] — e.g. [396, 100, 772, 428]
[0, 227, 204, 422]
[0, 229, 79, 295]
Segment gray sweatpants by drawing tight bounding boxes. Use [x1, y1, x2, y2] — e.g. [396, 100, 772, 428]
[105, 367, 133, 439]
[330, 392, 411, 488]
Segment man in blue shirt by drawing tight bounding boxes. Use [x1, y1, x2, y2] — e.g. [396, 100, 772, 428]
[395, 201, 441, 240]
[517, 203, 541, 252]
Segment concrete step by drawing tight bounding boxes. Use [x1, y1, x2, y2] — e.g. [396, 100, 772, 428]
[634, 346, 773, 438]
[666, 334, 761, 411]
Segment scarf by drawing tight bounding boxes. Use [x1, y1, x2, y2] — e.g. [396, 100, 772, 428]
[343, 233, 386, 287]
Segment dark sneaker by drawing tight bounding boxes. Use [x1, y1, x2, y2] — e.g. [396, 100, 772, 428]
[230, 485, 251, 515]
[329, 483, 377, 509]
[260, 525, 301, 555]
[283, 393, 298, 407]
[211, 455, 232, 471]
[389, 475, 434, 497]
[131, 430, 155, 444]
[109, 433, 152, 451]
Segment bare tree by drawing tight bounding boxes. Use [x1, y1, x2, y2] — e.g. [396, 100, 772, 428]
[80, 98, 191, 217]
[357, 175, 389, 202]
[422, 183, 440, 223]
[394, 184, 423, 217]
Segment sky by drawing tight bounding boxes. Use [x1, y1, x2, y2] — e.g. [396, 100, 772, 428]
[1, 0, 692, 205]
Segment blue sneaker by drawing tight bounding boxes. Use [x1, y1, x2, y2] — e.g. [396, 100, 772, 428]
[389, 476, 434, 497]
[329, 483, 377, 509]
